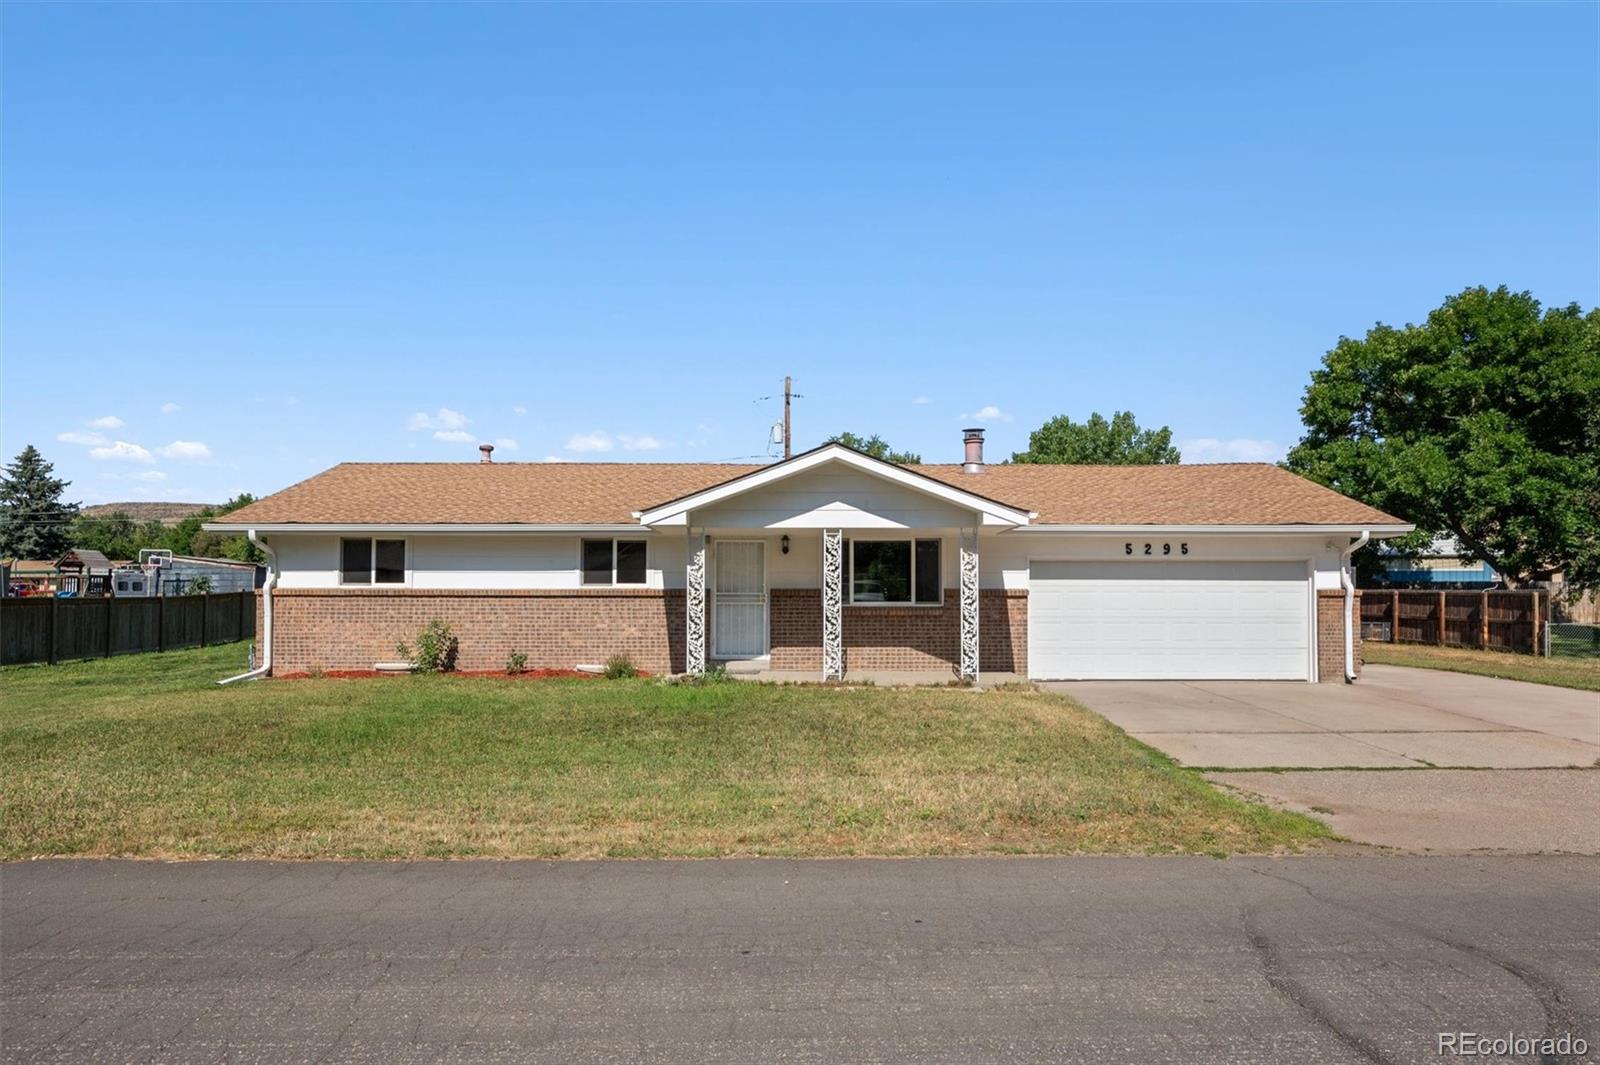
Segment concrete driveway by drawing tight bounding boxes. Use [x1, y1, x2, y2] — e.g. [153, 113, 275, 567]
[1046, 664, 1600, 770]
[1048, 665, 1600, 853]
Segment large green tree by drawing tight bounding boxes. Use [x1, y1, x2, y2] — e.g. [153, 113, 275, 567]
[1286, 286, 1600, 590]
[0, 446, 78, 559]
[828, 432, 922, 464]
[1011, 411, 1180, 465]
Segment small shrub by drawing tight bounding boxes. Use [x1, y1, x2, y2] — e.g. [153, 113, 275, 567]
[505, 650, 528, 675]
[602, 653, 638, 679]
[397, 618, 459, 673]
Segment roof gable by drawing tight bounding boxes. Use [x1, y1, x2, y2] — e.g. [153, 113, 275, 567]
[635, 444, 1034, 527]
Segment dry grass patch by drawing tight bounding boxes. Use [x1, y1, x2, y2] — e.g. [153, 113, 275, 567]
[1364, 643, 1600, 692]
[1, 645, 1328, 859]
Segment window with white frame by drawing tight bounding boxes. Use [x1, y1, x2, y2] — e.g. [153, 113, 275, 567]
[848, 538, 941, 605]
[582, 539, 647, 586]
[340, 538, 406, 585]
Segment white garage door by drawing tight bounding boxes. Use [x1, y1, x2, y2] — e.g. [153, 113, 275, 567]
[1028, 561, 1312, 680]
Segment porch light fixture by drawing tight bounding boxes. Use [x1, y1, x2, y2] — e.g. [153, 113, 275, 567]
[781, 535, 791, 555]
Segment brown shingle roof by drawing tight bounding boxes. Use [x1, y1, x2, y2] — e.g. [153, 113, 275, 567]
[215, 459, 1404, 528]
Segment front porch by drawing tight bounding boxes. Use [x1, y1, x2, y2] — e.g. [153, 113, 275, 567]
[637, 441, 1036, 682]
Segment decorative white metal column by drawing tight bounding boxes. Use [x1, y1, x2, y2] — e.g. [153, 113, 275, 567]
[959, 528, 980, 681]
[821, 529, 844, 680]
[686, 529, 707, 675]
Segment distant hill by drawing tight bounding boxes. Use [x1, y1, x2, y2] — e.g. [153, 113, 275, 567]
[80, 502, 217, 526]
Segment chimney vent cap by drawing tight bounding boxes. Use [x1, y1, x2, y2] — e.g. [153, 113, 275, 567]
[478, 443, 495, 463]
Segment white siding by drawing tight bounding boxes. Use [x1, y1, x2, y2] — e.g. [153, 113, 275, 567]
[694, 466, 981, 530]
[269, 533, 681, 590]
[980, 532, 1348, 590]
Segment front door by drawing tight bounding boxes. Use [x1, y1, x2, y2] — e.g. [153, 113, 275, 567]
[714, 540, 767, 658]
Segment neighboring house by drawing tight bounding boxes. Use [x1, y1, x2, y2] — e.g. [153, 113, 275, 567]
[2, 560, 59, 597]
[1369, 537, 1498, 589]
[205, 432, 1411, 682]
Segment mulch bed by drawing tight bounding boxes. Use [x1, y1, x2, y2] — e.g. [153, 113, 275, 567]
[275, 668, 646, 681]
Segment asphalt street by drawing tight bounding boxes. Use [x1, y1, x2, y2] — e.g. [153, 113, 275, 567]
[3, 856, 1596, 1064]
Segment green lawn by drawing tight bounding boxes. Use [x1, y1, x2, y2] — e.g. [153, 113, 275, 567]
[1364, 642, 1600, 692]
[0, 645, 1328, 860]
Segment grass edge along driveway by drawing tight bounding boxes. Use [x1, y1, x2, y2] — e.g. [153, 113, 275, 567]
[1, 645, 1329, 860]
[1363, 642, 1600, 692]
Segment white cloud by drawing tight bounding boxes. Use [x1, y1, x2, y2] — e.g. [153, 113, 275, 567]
[564, 430, 663, 454]
[433, 430, 475, 443]
[513, 405, 527, 416]
[133, 470, 168, 482]
[58, 430, 109, 447]
[960, 405, 1011, 422]
[157, 440, 211, 460]
[89, 441, 155, 463]
[88, 415, 125, 430]
[542, 455, 568, 463]
[160, 402, 181, 415]
[912, 396, 931, 405]
[1180, 437, 1284, 463]
[494, 437, 520, 452]
[565, 432, 613, 453]
[407, 407, 470, 432]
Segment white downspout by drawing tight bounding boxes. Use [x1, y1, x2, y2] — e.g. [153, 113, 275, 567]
[1338, 530, 1370, 682]
[218, 530, 276, 685]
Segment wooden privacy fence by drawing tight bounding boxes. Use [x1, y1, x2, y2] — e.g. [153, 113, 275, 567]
[0, 591, 255, 666]
[1360, 590, 1542, 654]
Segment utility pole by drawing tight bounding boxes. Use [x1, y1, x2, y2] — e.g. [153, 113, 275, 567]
[783, 375, 792, 460]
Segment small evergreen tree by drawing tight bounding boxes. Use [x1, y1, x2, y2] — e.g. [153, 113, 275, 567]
[0, 446, 78, 559]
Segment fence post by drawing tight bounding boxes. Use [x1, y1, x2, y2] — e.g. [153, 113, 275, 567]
[1437, 591, 1447, 646]
[236, 590, 246, 641]
[1391, 590, 1400, 642]
[1480, 590, 1489, 649]
[156, 593, 165, 653]
[105, 594, 114, 658]
[1529, 592, 1541, 656]
[200, 593, 210, 648]
[48, 596, 59, 665]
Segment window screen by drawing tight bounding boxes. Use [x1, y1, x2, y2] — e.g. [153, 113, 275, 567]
[615, 540, 646, 585]
[340, 539, 372, 585]
[582, 539, 614, 585]
[914, 539, 941, 604]
[374, 540, 406, 584]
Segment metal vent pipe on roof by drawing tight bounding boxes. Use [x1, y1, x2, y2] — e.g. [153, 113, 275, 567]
[479, 443, 494, 463]
[962, 428, 985, 473]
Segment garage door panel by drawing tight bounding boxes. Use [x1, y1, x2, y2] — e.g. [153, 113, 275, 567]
[1028, 561, 1310, 680]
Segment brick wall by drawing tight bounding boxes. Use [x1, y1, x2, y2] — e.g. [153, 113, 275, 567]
[767, 588, 1027, 674]
[260, 589, 692, 675]
[1316, 589, 1361, 682]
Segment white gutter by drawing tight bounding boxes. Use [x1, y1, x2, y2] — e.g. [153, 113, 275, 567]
[201, 523, 648, 534]
[218, 530, 276, 685]
[1011, 523, 1415, 536]
[1338, 530, 1370, 682]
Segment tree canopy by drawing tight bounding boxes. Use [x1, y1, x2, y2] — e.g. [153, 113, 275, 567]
[828, 432, 922, 465]
[0, 446, 79, 559]
[72, 492, 263, 563]
[1286, 286, 1600, 590]
[1010, 411, 1180, 465]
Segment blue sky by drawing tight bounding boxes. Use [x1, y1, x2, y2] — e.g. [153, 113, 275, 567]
[4, 4, 1596, 505]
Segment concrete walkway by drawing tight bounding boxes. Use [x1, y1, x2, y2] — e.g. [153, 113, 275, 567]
[1046, 665, 1600, 769]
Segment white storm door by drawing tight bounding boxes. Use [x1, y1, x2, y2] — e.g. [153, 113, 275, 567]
[714, 541, 767, 658]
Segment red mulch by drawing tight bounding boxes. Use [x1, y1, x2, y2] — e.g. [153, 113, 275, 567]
[275, 668, 647, 681]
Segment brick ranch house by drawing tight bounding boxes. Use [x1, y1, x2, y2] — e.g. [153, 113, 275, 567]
[205, 432, 1411, 683]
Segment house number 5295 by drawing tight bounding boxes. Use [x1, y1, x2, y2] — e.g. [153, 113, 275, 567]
[1126, 542, 1188, 556]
